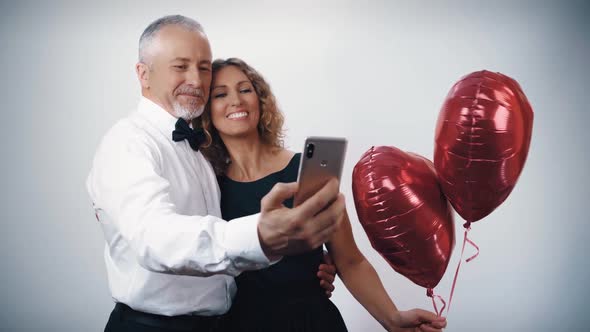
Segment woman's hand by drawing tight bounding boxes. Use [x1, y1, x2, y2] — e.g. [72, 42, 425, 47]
[390, 309, 447, 332]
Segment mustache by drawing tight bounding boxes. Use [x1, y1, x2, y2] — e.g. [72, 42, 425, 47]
[175, 86, 204, 97]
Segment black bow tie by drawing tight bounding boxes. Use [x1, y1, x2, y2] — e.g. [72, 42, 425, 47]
[172, 118, 206, 152]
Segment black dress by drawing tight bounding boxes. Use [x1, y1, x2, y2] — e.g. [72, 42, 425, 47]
[219, 153, 348, 332]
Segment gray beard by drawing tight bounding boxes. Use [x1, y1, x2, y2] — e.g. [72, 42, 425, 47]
[172, 102, 205, 121]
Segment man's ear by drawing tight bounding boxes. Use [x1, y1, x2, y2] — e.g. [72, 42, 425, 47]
[136, 62, 150, 89]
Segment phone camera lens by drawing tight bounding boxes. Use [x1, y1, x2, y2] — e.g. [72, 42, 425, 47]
[306, 143, 315, 158]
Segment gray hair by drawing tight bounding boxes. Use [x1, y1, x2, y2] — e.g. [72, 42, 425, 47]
[138, 15, 205, 63]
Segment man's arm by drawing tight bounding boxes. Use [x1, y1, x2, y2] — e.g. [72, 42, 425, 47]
[87, 129, 268, 277]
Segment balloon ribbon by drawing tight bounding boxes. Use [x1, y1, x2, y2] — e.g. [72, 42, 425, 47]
[446, 222, 480, 315]
[426, 288, 446, 317]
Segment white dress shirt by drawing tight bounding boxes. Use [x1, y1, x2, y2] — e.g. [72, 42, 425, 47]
[86, 97, 270, 316]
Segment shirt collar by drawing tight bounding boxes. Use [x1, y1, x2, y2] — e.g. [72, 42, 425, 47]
[137, 96, 179, 139]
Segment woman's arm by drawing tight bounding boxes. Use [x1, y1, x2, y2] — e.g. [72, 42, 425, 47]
[327, 211, 446, 332]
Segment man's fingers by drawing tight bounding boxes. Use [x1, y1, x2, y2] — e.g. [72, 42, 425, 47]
[264, 180, 345, 255]
[308, 193, 345, 233]
[296, 178, 340, 217]
[307, 220, 339, 248]
[261, 182, 298, 210]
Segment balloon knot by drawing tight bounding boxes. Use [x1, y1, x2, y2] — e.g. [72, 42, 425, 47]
[427, 288, 434, 297]
[463, 221, 471, 229]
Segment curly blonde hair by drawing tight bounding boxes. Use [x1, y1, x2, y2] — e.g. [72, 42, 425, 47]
[194, 58, 285, 175]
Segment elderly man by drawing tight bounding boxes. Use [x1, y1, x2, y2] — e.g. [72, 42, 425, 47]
[87, 15, 343, 332]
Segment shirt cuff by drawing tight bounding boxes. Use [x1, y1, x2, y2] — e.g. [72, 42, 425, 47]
[225, 213, 280, 270]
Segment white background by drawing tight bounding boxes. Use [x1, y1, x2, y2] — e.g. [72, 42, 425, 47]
[1, 0, 588, 331]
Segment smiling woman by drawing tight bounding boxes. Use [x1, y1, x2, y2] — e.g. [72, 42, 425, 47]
[210, 66, 261, 136]
[196, 58, 285, 175]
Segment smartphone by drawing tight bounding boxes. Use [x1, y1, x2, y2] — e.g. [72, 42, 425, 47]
[293, 136, 347, 207]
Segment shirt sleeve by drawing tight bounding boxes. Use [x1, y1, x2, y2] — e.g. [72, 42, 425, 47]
[86, 124, 273, 277]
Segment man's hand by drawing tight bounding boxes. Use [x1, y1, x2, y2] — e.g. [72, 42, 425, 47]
[258, 179, 345, 257]
[317, 250, 337, 298]
[390, 309, 447, 332]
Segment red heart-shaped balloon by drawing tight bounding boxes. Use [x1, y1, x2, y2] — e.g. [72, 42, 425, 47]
[434, 70, 534, 223]
[352, 146, 455, 289]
